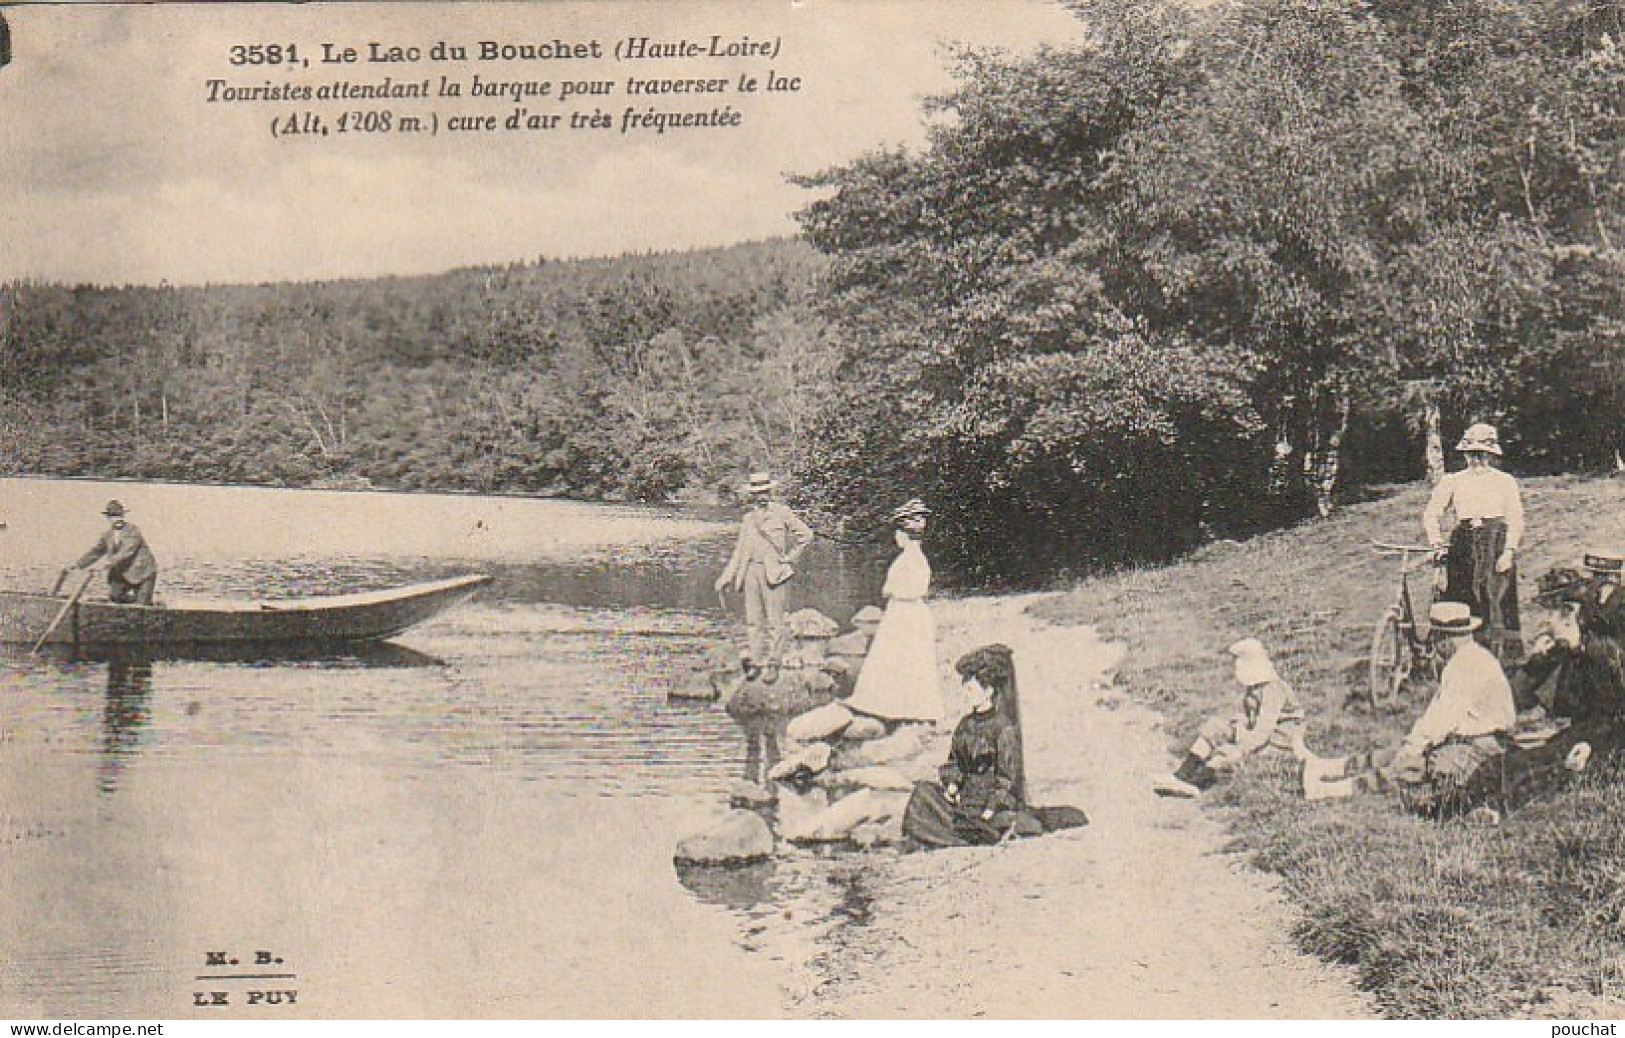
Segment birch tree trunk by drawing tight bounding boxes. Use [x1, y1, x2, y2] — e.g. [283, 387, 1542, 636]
[1300, 383, 1350, 519]
[1424, 399, 1445, 484]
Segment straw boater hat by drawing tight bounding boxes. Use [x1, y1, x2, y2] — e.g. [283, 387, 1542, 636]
[744, 472, 776, 495]
[1226, 638, 1280, 686]
[890, 498, 930, 525]
[1583, 547, 1625, 576]
[1430, 601, 1482, 635]
[1455, 423, 1503, 456]
[102, 500, 127, 518]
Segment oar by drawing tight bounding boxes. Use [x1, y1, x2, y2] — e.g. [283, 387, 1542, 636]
[31, 570, 95, 656]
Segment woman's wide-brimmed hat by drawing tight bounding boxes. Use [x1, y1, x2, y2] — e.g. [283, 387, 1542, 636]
[1584, 547, 1625, 575]
[955, 643, 1015, 691]
[1430, 601, 1482, 635]
[890, 498, 931, 525]
[102, 499, 127, 517]
[744, 472, 777, 494]
[1454, 423, 1503, 456]
[1226, 637, 1280, 686]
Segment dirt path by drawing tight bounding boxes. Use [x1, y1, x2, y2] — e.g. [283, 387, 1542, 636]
[789, 593, 1372, 1019]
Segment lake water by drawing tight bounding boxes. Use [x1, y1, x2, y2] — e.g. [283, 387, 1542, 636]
[0, 478, 887, 1018]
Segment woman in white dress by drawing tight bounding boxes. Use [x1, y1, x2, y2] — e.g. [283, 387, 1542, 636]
[845, 498, 944, 724]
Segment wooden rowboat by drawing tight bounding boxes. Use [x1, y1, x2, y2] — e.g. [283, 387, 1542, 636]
[0, 574, 491, 648]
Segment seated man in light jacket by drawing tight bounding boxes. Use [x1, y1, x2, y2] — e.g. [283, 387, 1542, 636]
[1306, 602, 1515, 816]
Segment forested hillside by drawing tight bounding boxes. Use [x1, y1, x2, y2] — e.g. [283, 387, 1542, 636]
[1, 240, 832, 501]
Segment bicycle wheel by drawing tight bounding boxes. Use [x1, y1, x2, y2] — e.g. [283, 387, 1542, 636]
[1368, 608, 1410, 709]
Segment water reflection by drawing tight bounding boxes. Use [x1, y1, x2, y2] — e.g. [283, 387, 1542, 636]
[675, 859, 778, 910]
[738, 714, 784, 786]
[98, 660, 153, 796]
[61, 640, 446, 668]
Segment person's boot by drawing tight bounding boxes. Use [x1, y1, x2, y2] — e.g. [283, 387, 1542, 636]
[1153, 753, 1209, 798]
[1174, 752, 1206, 783]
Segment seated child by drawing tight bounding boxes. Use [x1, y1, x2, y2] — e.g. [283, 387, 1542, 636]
[1154, 637, 1305, 798]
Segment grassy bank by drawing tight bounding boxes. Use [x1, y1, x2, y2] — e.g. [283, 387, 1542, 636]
[1037, 474, 1625, 1019]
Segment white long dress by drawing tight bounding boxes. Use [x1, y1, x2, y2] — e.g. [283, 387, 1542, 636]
[845, 539, 943, 723]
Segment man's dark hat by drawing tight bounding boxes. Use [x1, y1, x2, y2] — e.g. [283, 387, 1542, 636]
[1584, 548, 1624, 575]
[102, 500, 127, 518]
[1535, 567, 1590, 607]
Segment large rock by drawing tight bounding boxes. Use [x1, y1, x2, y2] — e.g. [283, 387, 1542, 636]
[792, 639, 832, 665]
[893, 753, 945, 784]
[827, 630, 872, 657]
[796, 668, 837, 695]
[786, 612, 840, 667]
[850, 605, 884, 633]
[842, 714, 889, 742]
[786, 609, 842, 640]
[726, 667, 839, 720]
[850, 814, 907, 849]
[785, 789, 912, 844]
[786, 702, 854, 743]
[819, 655, 854, 679]
[767, 741, 832, 782]
[727, 781, 777, 809]
[674, 810, 775, 866]
[843, 725, 927, 767]
[828, 765, 915, 792]
[774, 783, 830, 839]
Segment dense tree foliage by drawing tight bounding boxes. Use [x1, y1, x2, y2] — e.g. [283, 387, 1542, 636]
[795, 0, 1625, 578]
[1, 241, 835, 501]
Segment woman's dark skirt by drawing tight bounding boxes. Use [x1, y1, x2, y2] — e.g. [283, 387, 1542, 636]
[901, 782, 1088, 849]
[1445, 518, 1522, 661]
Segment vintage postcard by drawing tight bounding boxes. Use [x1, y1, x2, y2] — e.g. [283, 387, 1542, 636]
[2, 0, 1622, 1024]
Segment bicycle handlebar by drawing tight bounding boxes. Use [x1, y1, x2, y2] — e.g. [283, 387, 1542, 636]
[1370, 540, 1436, 555]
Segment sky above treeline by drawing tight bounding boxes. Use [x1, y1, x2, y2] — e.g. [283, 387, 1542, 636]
[0, 1, 1085, 287]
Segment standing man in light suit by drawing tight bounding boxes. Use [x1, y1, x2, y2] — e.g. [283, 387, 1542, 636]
[715, 472, 813, 682]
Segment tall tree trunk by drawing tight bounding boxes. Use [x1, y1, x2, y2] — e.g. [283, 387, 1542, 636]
[1423, 399, 1445, 483]
[1300, 383, 1350, 519]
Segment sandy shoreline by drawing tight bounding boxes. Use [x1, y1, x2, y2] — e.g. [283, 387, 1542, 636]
[772, 593, 1373, 1019]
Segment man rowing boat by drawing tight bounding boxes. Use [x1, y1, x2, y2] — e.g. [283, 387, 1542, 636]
[65, 499, 159, 605]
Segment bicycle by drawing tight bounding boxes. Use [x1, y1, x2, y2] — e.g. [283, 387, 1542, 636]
[1368, 540, 1444, 708]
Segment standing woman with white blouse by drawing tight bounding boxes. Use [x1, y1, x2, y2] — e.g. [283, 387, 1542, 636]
[844, 498, 945, 725]
[1423, 423, 1526, 662]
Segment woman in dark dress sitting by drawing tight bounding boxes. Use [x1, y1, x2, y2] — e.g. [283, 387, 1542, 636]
[902, 644, 1087, 848]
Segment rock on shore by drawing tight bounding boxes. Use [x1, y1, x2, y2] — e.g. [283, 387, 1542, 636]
[673, 810, 775, 866]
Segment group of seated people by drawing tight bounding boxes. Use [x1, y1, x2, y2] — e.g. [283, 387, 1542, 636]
[1154, 546, 1625, 822]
